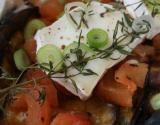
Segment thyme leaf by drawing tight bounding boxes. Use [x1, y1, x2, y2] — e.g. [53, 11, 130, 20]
[38, 88, 46, 106]
[70, 78, 78, 93]
[123, 13, 133, 27]
[82, 69, 98, 76]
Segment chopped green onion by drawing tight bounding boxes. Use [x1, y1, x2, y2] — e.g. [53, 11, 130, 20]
[36, 44, 63, 72]
[150, 93, 160, 110]
[14, 49, 31, 71]
[24, 19, 46, 40]
[87, 28, 109, 49]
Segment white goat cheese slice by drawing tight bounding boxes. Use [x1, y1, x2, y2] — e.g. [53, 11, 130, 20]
[35, 1, 148, 100]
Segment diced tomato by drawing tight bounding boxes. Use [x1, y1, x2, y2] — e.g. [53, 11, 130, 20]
[24, 39, 37, 63]
[39, 0, 64, 22]
[40, 18, 53, 26]
[7, 94, 27, 112]
[133, 44, 155, 57]
[7, 69, 58, 125]
[50, 112, 92, 125]
[95, 68, 133, 107]
[54, 82, 73, 96]
[34, 0, 114, 23]
[153, 34, 160, 49]
[26, 84, 57, 125]
[25, 69, 46, 81]
[25, 69, 59, 107]
[115, 60, 148, 88]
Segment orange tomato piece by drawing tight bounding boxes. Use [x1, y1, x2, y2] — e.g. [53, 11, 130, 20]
[133, 44, 155, 58]
[26, 84, 57, 125]
[39, 0, 64, 22]
[153, 34, 160, 49]
[95, 68, 133, 107]
[24, 39, 37, 63]
[7, 69, 58, 125]
[25, 69, 59, 107]
[7, 94, 27, 112]
[54, 82, 73, 96]
[115, 60, 148, 88]
[25, 69, 47, 82]
[50, 112, 92, 125]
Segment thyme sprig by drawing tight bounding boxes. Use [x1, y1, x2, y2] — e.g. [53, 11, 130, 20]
[0, 31, 97, 108]
[94, 13, 150, 59]
[145, 0, 160, 17]
[125, 0, 160, 17]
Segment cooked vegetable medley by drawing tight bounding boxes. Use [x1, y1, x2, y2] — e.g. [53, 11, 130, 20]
[0, 0, 160, 125]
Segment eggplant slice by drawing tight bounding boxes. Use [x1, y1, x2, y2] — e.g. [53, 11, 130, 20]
[0, 4, 39, 62]
[130, 60, 152, 125]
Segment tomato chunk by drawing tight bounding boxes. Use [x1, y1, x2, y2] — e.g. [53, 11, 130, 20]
[24, 39, 37, 63]
[7, 69, 58, 125]
[153, 34, 160, 49]
[115, 60, 148, 88]
[50, 112, 92, 125]
[26, 84, 57, 125]
[7, 94, 27, 112]
[39, 0, 64, 22]
[95, 68, 133, 107]
[25, 69, 58, 107]
[133, 44, 155, 58]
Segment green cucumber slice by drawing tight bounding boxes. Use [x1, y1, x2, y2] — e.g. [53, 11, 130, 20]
[36, 44, 63, 71]
[14, 49, 31, 71]
[87, 28, 109, 49]
[24, 19, 46, 40]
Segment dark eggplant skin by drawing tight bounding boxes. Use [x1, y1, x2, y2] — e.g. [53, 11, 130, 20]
[129, 62, 152, 125]
[145, 111, 160, 125]
[0, 5, 39, 62]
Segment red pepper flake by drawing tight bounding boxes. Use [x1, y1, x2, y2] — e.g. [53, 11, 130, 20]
[61, 45, 65, 49]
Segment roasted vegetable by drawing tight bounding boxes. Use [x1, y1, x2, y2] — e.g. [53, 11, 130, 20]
[0, 5, 38, 62]
[145, 111, 160, 125]
[50, 112, 92, 125]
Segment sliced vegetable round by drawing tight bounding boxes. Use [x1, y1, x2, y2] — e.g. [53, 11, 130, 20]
[150, 93, 160, 110]
[14, 49, 31, 71]
[87, 28, 109, 49]
[63, 42, 95, 56]
[24, 19, 46, 40]
[37, 44, 63, 71]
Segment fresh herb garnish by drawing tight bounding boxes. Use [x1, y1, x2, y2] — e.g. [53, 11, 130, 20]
[38, 88, 46, 105]
[94, 13, 151, 60]
[145, 0, 160, 17]
[125, 0, 160, 17]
